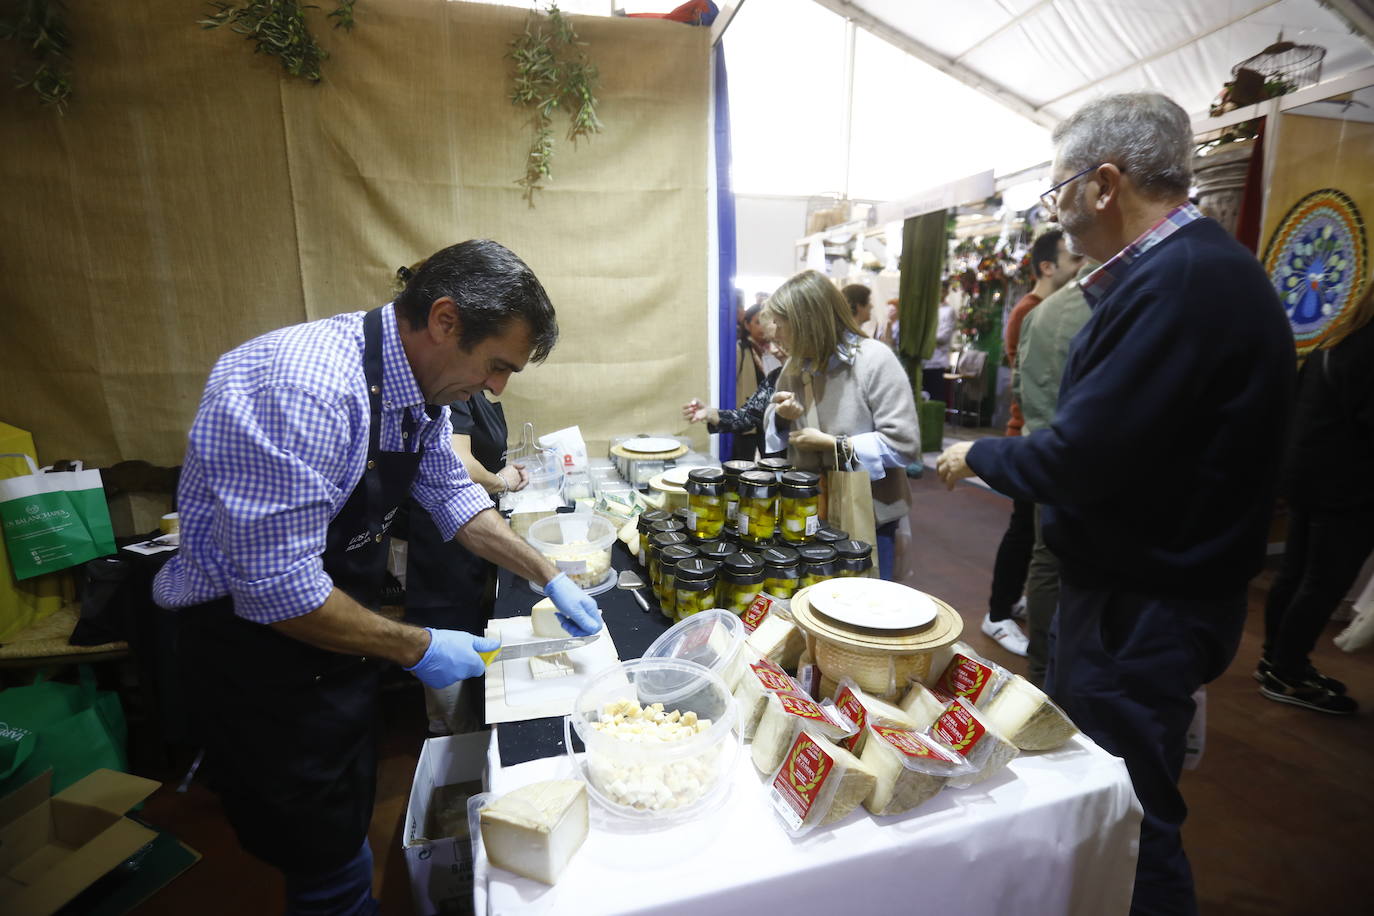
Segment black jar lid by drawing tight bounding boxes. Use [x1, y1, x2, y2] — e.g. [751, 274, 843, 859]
[650, 518, 686, 535]
[833, 538, 871, 560]
[738, 469, 778, 493]
[812, 525, 849, 543]
[780, 470, 821, 496]
[797, 544, 838, 564]
[660, 543, 699, 565]
[722, 551, 764, 576]
[722, 460, 756, 479]
[756, 457, 791, 474]
[759, 545, 801, 568]
[673, 557, 719, 582]
[638, 509, 671, 531]
[650, 531, 690, 550]
[687, 467, 726, 486]
[696, 539, 735, 562]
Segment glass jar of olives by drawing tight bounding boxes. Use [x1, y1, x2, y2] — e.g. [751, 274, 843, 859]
[721, 459, 755, 524]
[716, 551, 765, 615]
[735, 470, 779, 545]
[798, 544, 839, 589]
[758, 545, 801, 598]
[657, 544, 700, 618]
[636, 509, 671, 567]
[834, 539, 874, 577]
[778, 470, 821, 545]
[685, 467, 728, 540]
[672, 557, 719, 620]
[648, 530, 689, 595]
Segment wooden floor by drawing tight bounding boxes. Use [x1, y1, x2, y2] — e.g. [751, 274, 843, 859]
[127, 472, 1373, 915]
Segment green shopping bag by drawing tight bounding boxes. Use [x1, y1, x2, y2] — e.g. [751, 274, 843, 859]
[0, 454, 107, 580]
[0, 665, 128, 795]
[39, 459, 116, 557]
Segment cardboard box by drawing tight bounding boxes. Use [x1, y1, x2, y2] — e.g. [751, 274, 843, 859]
[402, 731, 492, 916]
[0, 768, 161, 916]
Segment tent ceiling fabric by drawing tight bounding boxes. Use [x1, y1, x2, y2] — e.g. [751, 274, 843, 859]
[818, 0, 1374, 125]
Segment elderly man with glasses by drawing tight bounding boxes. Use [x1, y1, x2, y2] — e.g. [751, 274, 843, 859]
[937, 93, 1294, 916]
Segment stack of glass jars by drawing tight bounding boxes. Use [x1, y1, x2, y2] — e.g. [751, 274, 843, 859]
[656, 543, 699, 618]
[636, 509, 671, 567]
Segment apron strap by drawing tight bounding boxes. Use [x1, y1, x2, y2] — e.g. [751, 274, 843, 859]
[362, 308, 387, 540]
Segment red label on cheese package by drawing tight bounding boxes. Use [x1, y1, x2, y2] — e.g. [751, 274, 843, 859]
[750, 658, 794, 693]
[742, 594, 773, 633]
[875, 724, 952, 761]
[832, 685, 866, 751]
[777, 691, 828, 722]
[934, 654, 994, 704]
[932, 702, 986, 757]
[771, 731, 834, 825]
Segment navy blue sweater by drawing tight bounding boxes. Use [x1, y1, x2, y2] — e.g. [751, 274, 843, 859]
[969, 218, 1296, 597]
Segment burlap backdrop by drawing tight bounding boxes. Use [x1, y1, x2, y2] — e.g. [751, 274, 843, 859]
[0, 0, 710, 467]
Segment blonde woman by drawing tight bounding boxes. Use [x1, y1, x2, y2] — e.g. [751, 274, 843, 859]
[765, 270, 921, 579]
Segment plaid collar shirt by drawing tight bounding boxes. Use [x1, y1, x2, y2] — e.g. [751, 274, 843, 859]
[1080, 202, 1204, 307]
[153, 303, 491, 623]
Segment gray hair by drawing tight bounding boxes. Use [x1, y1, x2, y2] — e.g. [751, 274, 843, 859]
[1051, 92, 1193, 198]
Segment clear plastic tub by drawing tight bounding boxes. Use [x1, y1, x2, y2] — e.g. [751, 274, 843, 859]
[525, 512, 616, 590]
[644, 609, 747, 691]
[565, 658, 741, 825]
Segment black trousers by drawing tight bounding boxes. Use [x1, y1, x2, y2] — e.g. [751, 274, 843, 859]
[1263, 503, 1374, 675]
[1046, 581, 1245, 916]
[988, 498, 1035, 620]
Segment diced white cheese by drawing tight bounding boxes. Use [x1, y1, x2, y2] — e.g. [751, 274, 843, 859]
[898, 682, 947, 731]
[861, 723, 964, 816]
[584, 701, 719, 812]
[528, 652, 575, 680]
[531, 598, 564, 638]
[751, 690, 854, 775]
[745, 614, 806, 671]
[480, 779, 588, 885]
[980, 674, 1077, 751]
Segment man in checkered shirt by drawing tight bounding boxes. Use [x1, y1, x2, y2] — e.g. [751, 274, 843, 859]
[155, 240, 600, 914]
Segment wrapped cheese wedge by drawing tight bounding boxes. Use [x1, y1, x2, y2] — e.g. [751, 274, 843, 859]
[921, 640, 974, 687]
[479, 780, 589, 885]
[733, 654, 801, 740]
[751, 689, 858, 775]
[861, 722, 973, 816]
[927, 697, 1020, 789]
[767, 728, 877, 836]
[831, 677, 918, 755]
[898, 682, 947, 731]
[928, 646, 1010, 709]
[745, 613, 807, 671]
[980, 674, 1078, 751]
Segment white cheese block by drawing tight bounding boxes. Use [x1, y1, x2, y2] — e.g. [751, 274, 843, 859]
[898, 682, 947, 731]
[831, 681, 918, 755]
[980, 674, 1077, 751]
[733, 656, 797, 740]
[819, 735, 878, 825]
[921, 640, 975, 687]
[479, 779, 588, 885]
[752, 690, 853, 775]
[531, 598, 564, 638]
[861, 724, 963, 816]
[930, 699, 1020, 789]
[767, 729, 878, 832]
[745, 614, 806, 671]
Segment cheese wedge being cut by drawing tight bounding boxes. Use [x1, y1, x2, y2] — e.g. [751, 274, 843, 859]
[745, 614, 806, 670]
[980, 674, 1077, 751]
[531, 598, 564, 639]
[479, 779, 588, 885]
[898, 682, 947, 731]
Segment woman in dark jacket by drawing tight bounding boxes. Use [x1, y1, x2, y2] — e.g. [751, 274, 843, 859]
[1259, 283, 1374, 715]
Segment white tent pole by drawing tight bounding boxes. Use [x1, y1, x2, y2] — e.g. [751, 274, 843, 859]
[841, 17, 856, 201]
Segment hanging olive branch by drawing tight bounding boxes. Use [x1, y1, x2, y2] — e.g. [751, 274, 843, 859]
[508, 2, 602, 206]
[200, 0, 357, 84]
[0, 0, 74, 112]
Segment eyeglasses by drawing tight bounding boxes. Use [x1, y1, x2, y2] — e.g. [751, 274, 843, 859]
[1040, 163, 1105, 214]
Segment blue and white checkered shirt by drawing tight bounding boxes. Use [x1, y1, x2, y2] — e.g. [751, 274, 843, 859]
[153, 304, 492, 623]
[1080, 202, 1204, 306]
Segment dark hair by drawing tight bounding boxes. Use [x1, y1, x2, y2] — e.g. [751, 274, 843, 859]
[1030, 230, 1064, 277]
[395, 240, 558, 363]
[841, 284, 871, 314]
[743, 302, 765, 325]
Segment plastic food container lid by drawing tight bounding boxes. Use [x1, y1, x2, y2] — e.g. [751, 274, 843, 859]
[526, 512, 616, 552]
[643, 609, 746, 690]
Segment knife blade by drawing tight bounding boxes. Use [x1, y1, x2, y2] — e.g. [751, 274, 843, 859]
[478, 632, 600, 665]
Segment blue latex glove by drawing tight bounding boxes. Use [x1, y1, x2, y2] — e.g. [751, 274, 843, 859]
[545, 572, 603, 637]
[404, 628, 501, 688]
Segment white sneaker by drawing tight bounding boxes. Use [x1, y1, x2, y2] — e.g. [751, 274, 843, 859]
[1010, 596, 1028, 621]
[981, 613, 1029, 657]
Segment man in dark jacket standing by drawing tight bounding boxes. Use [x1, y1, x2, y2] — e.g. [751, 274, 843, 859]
[937, 92, 1294, 916]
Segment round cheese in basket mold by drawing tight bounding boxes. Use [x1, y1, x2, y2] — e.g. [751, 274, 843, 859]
[807, 578, 939, 631]
[622, 436, 681, 453]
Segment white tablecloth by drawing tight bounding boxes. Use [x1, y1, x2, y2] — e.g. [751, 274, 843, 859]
[475, 732, 1142, 916]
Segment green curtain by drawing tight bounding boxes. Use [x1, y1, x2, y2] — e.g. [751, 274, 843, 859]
[897, 210, 949, 375]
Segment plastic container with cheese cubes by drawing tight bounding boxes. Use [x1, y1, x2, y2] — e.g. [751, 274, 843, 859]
[525, 511, 616, 594]
[644, 609, 747, 691]
[565, 657, 741, 826]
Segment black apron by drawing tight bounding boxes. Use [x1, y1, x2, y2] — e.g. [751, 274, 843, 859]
[180, 307, 425, 874]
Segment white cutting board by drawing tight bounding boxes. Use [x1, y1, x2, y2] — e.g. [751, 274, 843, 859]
[482, 615, 622, 724]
